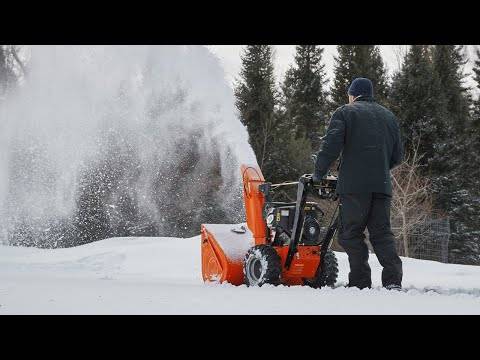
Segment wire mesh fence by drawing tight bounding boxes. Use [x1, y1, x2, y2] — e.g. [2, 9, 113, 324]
[333, 213, 452, 263]
[392, 214, 450, 263]
[330, 213, 451, 264]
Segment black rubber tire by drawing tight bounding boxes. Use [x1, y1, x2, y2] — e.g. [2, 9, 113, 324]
[243, 245, 282, 287]
[305, 250, 338, 288]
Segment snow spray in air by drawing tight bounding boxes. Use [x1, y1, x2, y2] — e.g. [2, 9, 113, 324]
[0, 45, 257, 247]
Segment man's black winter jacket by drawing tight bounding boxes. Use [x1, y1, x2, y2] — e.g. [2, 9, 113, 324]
[314, 96, 403, 195]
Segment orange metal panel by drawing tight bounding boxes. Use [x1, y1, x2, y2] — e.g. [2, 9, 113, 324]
[240, 164, 267, 246]
[201, 225, 245, 286]
[275, 246, 321, 285]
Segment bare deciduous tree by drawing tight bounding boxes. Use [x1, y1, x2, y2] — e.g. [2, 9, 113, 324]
[391, 140, 433, 257]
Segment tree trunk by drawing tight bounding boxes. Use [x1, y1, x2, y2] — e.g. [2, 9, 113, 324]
[402, 211, 409, 257]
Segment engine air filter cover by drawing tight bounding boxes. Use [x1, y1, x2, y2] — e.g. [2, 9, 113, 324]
[303, 215, 321, 245]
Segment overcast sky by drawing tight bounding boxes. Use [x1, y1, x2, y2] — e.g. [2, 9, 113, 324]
[206, 45, 478, 93]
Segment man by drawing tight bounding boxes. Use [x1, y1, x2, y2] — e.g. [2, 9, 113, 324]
[313, 77, 403, 290]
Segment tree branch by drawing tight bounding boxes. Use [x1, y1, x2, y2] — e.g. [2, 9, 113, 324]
[9, 46, 27, 77]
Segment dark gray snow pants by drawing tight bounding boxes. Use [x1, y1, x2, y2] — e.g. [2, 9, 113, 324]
[338, 192, 403, 289]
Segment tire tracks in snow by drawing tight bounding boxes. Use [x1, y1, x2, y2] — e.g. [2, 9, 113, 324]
[332, 282, 480, 298]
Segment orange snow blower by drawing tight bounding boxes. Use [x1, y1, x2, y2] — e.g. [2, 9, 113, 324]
[201, 164, 339, 287]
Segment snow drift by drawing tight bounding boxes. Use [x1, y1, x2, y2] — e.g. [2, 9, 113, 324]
[1, 232, 480, 314]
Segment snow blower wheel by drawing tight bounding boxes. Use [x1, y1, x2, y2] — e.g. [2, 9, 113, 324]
[243, 245, 281, 287]
[305, 250, 339, 288]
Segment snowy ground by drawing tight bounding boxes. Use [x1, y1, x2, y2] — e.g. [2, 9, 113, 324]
[1, 234, 480, 314]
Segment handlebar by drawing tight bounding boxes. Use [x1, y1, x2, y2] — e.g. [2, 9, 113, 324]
[263, 173, 338, 201]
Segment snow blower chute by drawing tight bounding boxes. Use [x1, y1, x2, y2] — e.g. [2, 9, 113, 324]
[201, 164, 339, 287]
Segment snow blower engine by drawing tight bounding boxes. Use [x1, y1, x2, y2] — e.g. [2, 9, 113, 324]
[201, 164, 339, 287]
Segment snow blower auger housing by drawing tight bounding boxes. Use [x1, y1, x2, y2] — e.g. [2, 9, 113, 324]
[201, 164, 339, 287]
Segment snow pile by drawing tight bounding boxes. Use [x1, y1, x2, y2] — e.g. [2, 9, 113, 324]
[1, 235, 480, 314]
[203, 223, 253, 261]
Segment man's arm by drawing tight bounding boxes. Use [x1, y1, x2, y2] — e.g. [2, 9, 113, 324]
[314, 108, 346, 181]
[389, 120, 403, 170]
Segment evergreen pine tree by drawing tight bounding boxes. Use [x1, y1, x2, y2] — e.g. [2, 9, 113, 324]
[430, 45, 477, 264]
[432, 45, 471, 135]
[443, 47, 480, 264]
[390, 45, 479, 264]
[272, 108, 314, 182]
[463, 48, 480, 196]
[281, 45, 329, 150]
[389, 45, 444, 163]
[472, 48, 480, 129]
[330, 45, 388, 111]
[234, 45, 279, 180]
